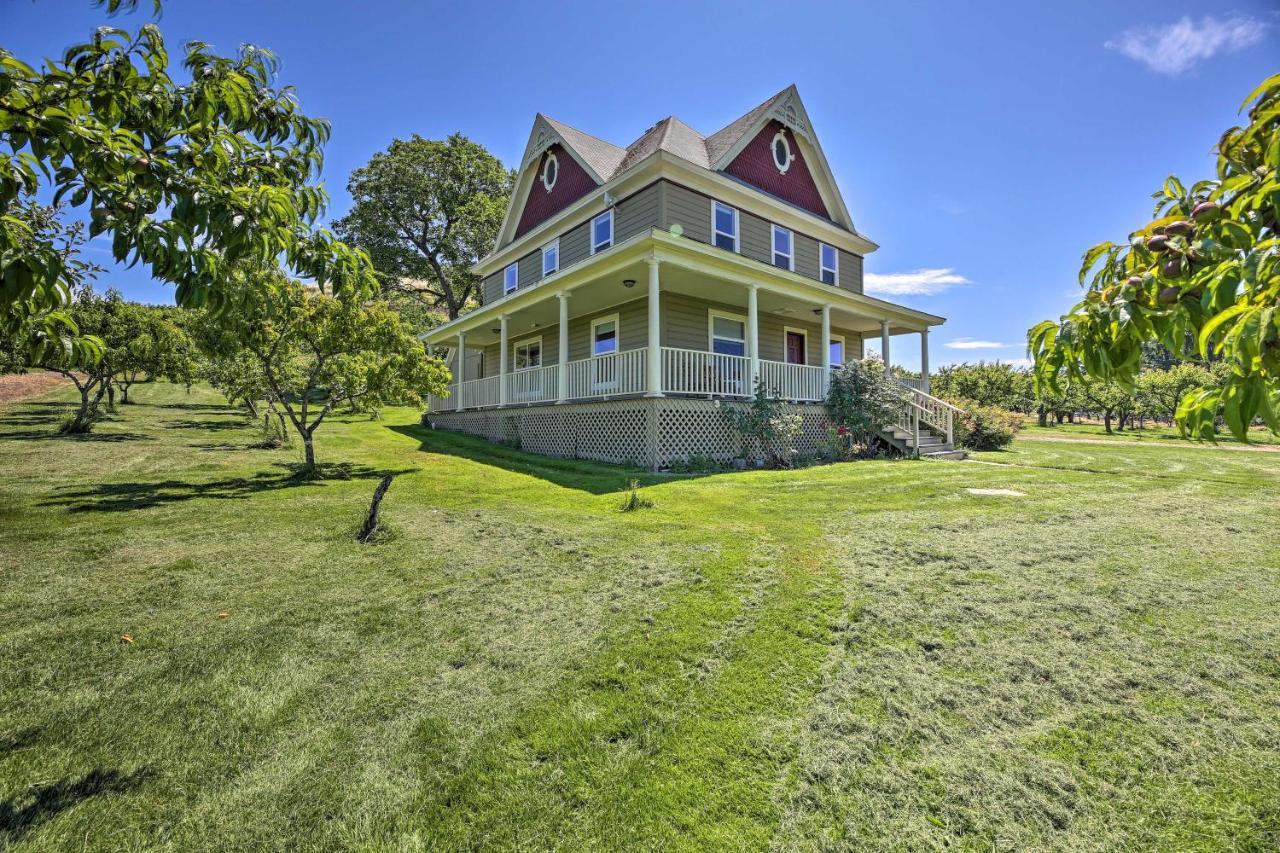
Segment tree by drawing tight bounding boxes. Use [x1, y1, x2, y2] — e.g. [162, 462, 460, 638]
[1, 8, 377, 334]
[1078, 379, 1133, 434]
[334, 134, 511, 320]
[106, 301, 192, 404]
[1029, 74, 1280, 442]
[197, 268, 450, 471]
[930, 362, 1034, 411]
[1136, 364, 1217, 425]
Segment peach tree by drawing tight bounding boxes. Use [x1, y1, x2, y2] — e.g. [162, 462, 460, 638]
[1029, 74, 1280, 441]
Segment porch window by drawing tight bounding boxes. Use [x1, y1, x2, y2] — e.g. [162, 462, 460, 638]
[591, 210, 613, 254]
[514, 337, 542, 370]
[591, 315, 619, 356]
[542, 239, 559, 276]
[820, 243, 838, 285]
[829, 335, 845, 366]
[772, 225, 793, 271]
[709, 311, 746, 357]
[713, 202, 738, 252]
[503, 263, 518, 294]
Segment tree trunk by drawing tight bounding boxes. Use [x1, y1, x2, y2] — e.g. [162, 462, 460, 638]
[105, 380, 116, 412]
[1067, 412, 1075, 423]
[1103, 412, 1113, 433]
[303, 432, 316, 470]
[1055, 411, 1065, 424]
[1038, 406, 1047, 427]
[244, 397, 259, 420]
[357, 474, 395, 543]
[120, 383, 131, 404]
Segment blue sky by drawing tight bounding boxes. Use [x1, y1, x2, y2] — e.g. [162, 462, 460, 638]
[8, 1, 1277, 369]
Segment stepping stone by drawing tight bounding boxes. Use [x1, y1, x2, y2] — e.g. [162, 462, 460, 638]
[964, 487, 1026, 497]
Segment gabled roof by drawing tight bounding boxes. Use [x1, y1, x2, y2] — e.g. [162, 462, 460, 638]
[539, 115, 627, 182]
[704, 89, 789, 165]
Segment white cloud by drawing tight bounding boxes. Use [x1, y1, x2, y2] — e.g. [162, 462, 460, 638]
[945, 338, 1015, 350]
[863, 268, 970, 296]
[1105, 15, 1266, 75]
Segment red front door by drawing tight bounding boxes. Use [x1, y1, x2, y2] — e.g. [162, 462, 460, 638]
[786, 331, 806, 365]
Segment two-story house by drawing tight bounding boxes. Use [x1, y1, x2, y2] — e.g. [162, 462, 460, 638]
[423, 86, 954, 468]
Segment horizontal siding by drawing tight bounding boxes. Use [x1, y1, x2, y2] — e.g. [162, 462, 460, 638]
[616, 183, 660, 242]
[478, 296, 650, 377]
[661, 183, 712, 244]
[838, 250, 863, 294]
[661, 292, 863, 365]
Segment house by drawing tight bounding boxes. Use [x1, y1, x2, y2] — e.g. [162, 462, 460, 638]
[422, 86, 957, 468]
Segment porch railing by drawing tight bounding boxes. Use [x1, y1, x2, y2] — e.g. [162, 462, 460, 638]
[508, 364, 559, 405]
[565, 347, 648, 399]
[759, 359, 826, 402]
[460, 375, 501, 409]
[894, 380, 962, 447]
[662, 347, 749, 397]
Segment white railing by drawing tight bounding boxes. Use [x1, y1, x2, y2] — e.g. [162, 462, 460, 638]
[891, 382, 963, 448]
[897, 377, 927, 392]
[759, 359, 826, 402]
[427, 386, 454, 413]
[460, 375, 501, 409]
[565, 347, 647, 399]
[662, 347, 749, 397]
[507, 364, 559, 405]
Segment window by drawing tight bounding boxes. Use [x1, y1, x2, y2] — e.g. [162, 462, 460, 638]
[772, 225, 793, 270]
[784, 327, 807, 365]
[820, 243, 839, 285]
[712, 202, 738, 252]
[542, 239, 559, 276]
[829, 335, 845, 366]
[591, 314, 619, 357]
[591, 210, 613, 254]
[514, 337, 542, 370]
[541, 152, 558, 192]
[709, 311, 746, 357]
[771, 129, 794, 174]
[503, 263, 518, 294]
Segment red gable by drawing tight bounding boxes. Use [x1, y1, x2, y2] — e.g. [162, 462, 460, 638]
[514, 145, 598, 238]
[723, 120, 829, 220]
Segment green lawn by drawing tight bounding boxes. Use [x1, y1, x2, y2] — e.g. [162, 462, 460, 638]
[1019, 416, 1280, 446]
[2, 383, 1278, 850]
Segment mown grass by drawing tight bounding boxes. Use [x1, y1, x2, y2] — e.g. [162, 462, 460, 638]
[1019, 416, 1280, 446]
[1, 383, 1277, 850]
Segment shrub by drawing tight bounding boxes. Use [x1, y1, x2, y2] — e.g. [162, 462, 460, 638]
[824, 358, 907, 457]
[619, 479, 654, 512]
[951, 399, 1023, 450]
[56, 407, 101, 435]
[721, 380, 803, 468]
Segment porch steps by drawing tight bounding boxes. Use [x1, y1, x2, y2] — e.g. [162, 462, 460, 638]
[878, 424, 965, 460]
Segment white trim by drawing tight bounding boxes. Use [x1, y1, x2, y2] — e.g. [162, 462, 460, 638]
[541, 238, 559, 277]
[540, 151, 559, 192]
[590, 312, 621, 357]
[828, 333, 846, 366]
[590, 210, 613, 255]
[512, 335, 543, 371]
[772, 129, 794, 174]
[771, 224, 794, 271]
[819, 242, 839, 286]
[708, 309, 748, 356]
[783, 326, 808, 365]
[503, 262, 519, 294]
[712, 200, 739, 253]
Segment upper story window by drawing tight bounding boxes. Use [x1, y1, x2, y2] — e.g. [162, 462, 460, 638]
[771, 225, 793, 271]
[541, 152, 559, 192]
[503, 263, 519, 294]
[820, 243, 838, 285]
[542, 239, 559, 276]
[772, 129, 794, 174]
[591, 210, 613, 254]
[713, 202, 738, 252]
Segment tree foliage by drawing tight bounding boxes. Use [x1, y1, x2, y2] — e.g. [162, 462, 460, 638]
[824, 357, 907, 456]
[334, 134, 511, 320]
[194, 267, 450, 470]
[1029, 74, 1280, 442]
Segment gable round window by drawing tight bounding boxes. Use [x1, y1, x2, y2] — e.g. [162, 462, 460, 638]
[771, 130, 793, 174]
[541, 152, 559, 192]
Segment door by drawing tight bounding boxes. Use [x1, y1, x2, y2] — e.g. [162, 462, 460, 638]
[786, 331, 806, 365]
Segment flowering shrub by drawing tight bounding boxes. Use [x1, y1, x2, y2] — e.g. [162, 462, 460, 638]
[721, 379, 803, 468]
[951, 399, 1023, 450]
[824, 358, 907, 457]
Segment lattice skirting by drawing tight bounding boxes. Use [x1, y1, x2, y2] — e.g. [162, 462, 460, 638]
[426, 398, 833, 470]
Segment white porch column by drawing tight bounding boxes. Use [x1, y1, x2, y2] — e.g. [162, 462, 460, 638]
[454, 331, 466, 412]
[920, 328, 930, 395]
[820, 303, 832, 392]
[498, 314, 509, 407]
[646, 256, 663, 397]
[747, 283, 760, 391]
[880, 319, 892, 379]
[557, 292, 570, 403]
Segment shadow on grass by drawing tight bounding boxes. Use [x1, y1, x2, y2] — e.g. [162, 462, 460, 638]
[42, 462, 416, 513]
[390, 423, 677, 495]
[1, 429, 155, 442]
[0, 767, 153, 844]
[163, 419, 248, 432]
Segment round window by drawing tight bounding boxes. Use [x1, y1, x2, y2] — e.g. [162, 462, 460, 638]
[771, 130, 793, 174]
[541, 152, 559, 192]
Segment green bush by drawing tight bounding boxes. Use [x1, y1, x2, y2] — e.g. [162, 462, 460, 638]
[721, 380, 803, 468]
[951, 399, 1023, 450]
[824, 358, 907, 457]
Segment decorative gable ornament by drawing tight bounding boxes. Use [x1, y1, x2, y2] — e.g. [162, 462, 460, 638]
[541, 151, 559, 192]
[771, 129, 794, 174]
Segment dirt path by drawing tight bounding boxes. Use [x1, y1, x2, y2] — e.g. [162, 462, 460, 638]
[1017, 433, 1280, 453]
[0, 372, 72, 406]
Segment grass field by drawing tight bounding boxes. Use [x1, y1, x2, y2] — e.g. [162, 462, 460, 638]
[1, 383, 1278, 850]
[1019, 416, 1280, 447]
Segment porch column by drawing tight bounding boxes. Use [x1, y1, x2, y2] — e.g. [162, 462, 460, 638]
[498, 314, 509, 407]
[747, 283, 760, 391]
[454, 331, 466, 412]
[880, 319, 892, 379]
[646, 256, 662, 397]
[920, 328, 931, 395]
[557, 292, 570, 403]
[820, 303, 832, 392]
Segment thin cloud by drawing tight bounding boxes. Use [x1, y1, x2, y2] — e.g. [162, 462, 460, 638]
[945, 338, 1015, 350]
[1106, 15, 1266, 75]
[864, 268, 971, 296]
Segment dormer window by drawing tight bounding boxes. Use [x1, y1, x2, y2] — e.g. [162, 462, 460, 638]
[771, 129, 794, 174]
[591, 210, 613, 254]
[503, 263, 518, 294]
[541, 152, 559, 192]
[713, 202, 738, 252]
[771, 225, 793, 271]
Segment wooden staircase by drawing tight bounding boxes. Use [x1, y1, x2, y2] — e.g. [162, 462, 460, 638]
[879, 384, 967, 460]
